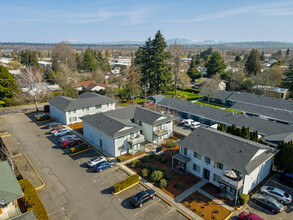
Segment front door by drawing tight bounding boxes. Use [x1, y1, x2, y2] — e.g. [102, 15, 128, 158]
[203, 169, 210, 181]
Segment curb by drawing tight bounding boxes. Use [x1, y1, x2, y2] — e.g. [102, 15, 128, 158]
[69, 147, 91, 156]
[176, 209, 192, 220]
[0, 133, 11, 138]
[224, 211, 233, 220]
[235, 205, 244, 210]
[112, 182, 139, 195]
[12, 154, 45, 191]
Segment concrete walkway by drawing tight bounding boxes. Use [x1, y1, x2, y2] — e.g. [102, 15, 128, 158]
[175, 179, 208, 203]
[198, 189, 235, 211]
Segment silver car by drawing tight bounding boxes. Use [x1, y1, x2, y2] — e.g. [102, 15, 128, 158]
[260, 186, 292, 204]
[87, 156, 107, 167]
[59, 135, 77, 142]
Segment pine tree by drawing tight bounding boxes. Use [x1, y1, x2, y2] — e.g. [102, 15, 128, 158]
[281, 64, 293, 92]
[286, 49, 290, 57]
[205, 51, 226, 77]
[81, 47, 97, 72]
[245, 49, 262, 76]
[0, 65, 19, 100]
[235, 55, 242, 62]
[20, 50, 39, 67]
[187, 57, 201, 81]
[260, 51, 265, 61]
[195, 54, 201, 65]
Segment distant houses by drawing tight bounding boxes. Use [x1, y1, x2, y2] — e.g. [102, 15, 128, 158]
[71, 81, 106, 92]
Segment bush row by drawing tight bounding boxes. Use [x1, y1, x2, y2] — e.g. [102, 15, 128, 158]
[18, 179, 49, 220]
[239, 193, 249, 205]
[36, 115, 50, 121]
[70, 143, 89, 154]
[113, 174, 139, 193]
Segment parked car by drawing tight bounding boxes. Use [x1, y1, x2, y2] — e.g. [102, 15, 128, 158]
[93, 161, 114, 172]
[34, 113, 46, 118]
[190, 122, 201, 129]
[87, 156, 107, 167]
[184, 119, 194, 127]
[251, 193, 284, 213]
[260, 185, 292, 204]
[237, 211, 264, 220]
[44, 122, 59, 129]
[61, 138, 82, 148]
[54, 129, 71, 137]
[59, 135, 77, 143]
[130, 189, 156, 208]
[50, 126, 66, 134]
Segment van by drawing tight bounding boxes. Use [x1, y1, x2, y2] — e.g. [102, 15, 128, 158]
[190, 122, 201, 129]
[184, 119, 194, 127]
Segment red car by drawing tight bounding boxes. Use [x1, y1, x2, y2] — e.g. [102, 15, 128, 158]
[50, 126, 66, 134]
[238, 212, 264, 220]
[61, 138, 82, 148]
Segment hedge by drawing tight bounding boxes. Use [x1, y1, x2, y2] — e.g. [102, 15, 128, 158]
[113, 174, 139, 193]
[150, 171, 164, 182]
[70, 143, 89, 154]
[44, 105, 50, 112]
[116, 156, 126, 162]
[159, 179, 168, 188]
[239, 193, 250, 205]
[18, 179, 48, 220]
[36, 115, 50, 121]
[131, 160, 142, 168]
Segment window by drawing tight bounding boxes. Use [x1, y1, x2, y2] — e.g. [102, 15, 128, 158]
[216, 162, 223, 170]
[180, 146, 187, 156]
[69, 117, 77, 122]
[95, 104, 101, 109]
[68, 109, 76, 114]
[82, 107, 89, 111]
[117, 136, 125, 139]
[194, 152, 202, 160]
[205, 157, 211, 164]
[213, 173, 221, 182]
[193, 164, 200, 173]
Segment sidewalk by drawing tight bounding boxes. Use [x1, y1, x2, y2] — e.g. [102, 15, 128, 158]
[175, 179, 207, 203]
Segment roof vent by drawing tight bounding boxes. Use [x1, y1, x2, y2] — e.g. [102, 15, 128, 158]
[239, 150, 243, 153]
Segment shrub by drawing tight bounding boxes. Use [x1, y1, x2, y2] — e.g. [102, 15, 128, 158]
[116, 156, 126, 162]
[151, 165, 158, 172]
[70, 144, 89, 154]
[150, 171, 164, 182]
[160, 168, 166, 174]
[141, 168, 150, 177]
[36, 115, 50, 122]
[155, 155, 162, 161]
[175, 182, 185, 189]
[159, 179, 168, 188]
[160, 156, 167, 163]
[166, 173, 172, 180]
[142, 163, 151, 169]
[167, 140, 177, 148]
[44, 105, 50, 112]
[19, 179, 48, 220]
[141, 156, 151, 163]
[149, 153, 156, 159]
[113, 174, 139, 193]
[239, 193, 249, 205]
[131, 160, 142, 168]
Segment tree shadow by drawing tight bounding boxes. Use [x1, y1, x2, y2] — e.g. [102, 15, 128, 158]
[100, 186, 113, 194]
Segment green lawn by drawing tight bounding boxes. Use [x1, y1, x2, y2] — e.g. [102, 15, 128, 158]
[164, 90, 202, 101]
[195, 101, 242, 114]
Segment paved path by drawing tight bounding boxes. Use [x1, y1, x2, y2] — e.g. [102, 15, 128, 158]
[175, 179, 208, 203]
[198, 189, 235, 211]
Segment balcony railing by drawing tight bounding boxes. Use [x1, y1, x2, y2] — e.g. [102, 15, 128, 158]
[127, 135, 145, 145]
[154, 129, 168, 136]
[220, 174, 244, 189]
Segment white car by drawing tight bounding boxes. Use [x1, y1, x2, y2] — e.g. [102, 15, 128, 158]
[190, 122, 201, 129]
[87, 156, 107, 167]
[184, 119, 194, 127]
[34, 113, 46, 118]
[59, 134, 77, 142]
[54, 129, 71, 137]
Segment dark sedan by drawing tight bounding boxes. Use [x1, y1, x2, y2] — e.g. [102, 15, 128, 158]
[130, 189, 156, 208]
[251, 193, 284, 214]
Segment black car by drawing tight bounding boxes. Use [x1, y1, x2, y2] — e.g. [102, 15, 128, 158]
[130, 189, 156, 208]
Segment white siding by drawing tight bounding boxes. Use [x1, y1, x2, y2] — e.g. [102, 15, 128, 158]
[114, 131, 141, 156]
[83, 121, 115, 156]
[242, 158, 272, 194]
[142, 122, 153, 142]
[49, 105, 67, 124]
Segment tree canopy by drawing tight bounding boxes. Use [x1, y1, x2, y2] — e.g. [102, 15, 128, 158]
[275, 141, 293, 172]
[135, 30, 171, 94]
[205, 51, 226, 77]
[245, 49, 262, 76]
[52, 42, 77, 71]
[281, 64, 293, 92]
[80, 48, 97, 72]
[187, 57, 201, 81]
[0, 65, 19, 101]
[20, 50, 39, 67]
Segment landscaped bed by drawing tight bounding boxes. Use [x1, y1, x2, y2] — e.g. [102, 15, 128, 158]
[182, 191, 231, 220]
[128, 146, 201, 197]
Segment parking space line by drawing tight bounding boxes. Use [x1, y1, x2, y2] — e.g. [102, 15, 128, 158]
[158, 207, 175, 220]
[270, 180, 293, 191]
[134, 199, 161, 216]
[100, 173, 128, 185]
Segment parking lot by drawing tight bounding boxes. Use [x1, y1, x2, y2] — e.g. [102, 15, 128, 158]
[0, 113, 186, 220]
[232, 176, 293, 220]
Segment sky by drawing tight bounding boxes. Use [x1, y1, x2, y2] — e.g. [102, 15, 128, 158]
[0, 0, 293, 43]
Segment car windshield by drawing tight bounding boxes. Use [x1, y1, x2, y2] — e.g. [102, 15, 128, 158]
[134, 192, 146, 201]
[284, 192, 290, 197]
[267, 186, 274, 191]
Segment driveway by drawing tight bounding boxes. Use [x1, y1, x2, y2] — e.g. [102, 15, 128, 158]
[0, 113, 186, 220]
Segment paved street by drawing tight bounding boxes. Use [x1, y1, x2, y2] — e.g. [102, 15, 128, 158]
[0, 113, 185, 220]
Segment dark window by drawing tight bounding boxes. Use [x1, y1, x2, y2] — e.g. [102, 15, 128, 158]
[205, 157, 211, 164]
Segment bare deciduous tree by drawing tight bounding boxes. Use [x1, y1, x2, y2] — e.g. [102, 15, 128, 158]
[267, 66, 285, 87]
[52, 41, 77, 72]
[178, 73, 190, 95]
[200, 74, 221, 104]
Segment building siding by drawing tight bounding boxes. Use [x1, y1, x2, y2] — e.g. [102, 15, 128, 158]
[50, 105, 67, 124]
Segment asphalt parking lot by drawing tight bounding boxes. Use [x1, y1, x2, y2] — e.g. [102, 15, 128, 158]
[1, 113, 186, 220]
[232, 176, 293, 220]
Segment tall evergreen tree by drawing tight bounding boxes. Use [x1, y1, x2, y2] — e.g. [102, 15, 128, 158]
[0, 65, 19, 100]
[20, 50, 39, 67]
[205, 51, 226, 77]
[135, 30, 171, 94]
[260, 51, 265, 61]
[195, 54, 201, 65]
[286, 49, 290, 57]
[187, 57, 201, 81]
[245, 49, 262, 76]
[281, 64, 293, 92]
[81, 48, 97, 72]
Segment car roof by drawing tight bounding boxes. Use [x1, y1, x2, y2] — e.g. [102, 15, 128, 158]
[146, 189, 155, 194]
[266, 196, 278, 203]
[247, 213, 264, 220]
[135, 191, 147, 199]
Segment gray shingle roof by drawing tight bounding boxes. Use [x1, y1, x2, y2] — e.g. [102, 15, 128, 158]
[177, 128, 277, 175]
[199, 90, 233, 100]
[48, 93, 116, 111]
[81, 106, 174, 138]
[148, 94, 165, 100]
[231, 102, 293, 123]
[263, 132, 293, 146]
[158, 97, 293, 136]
